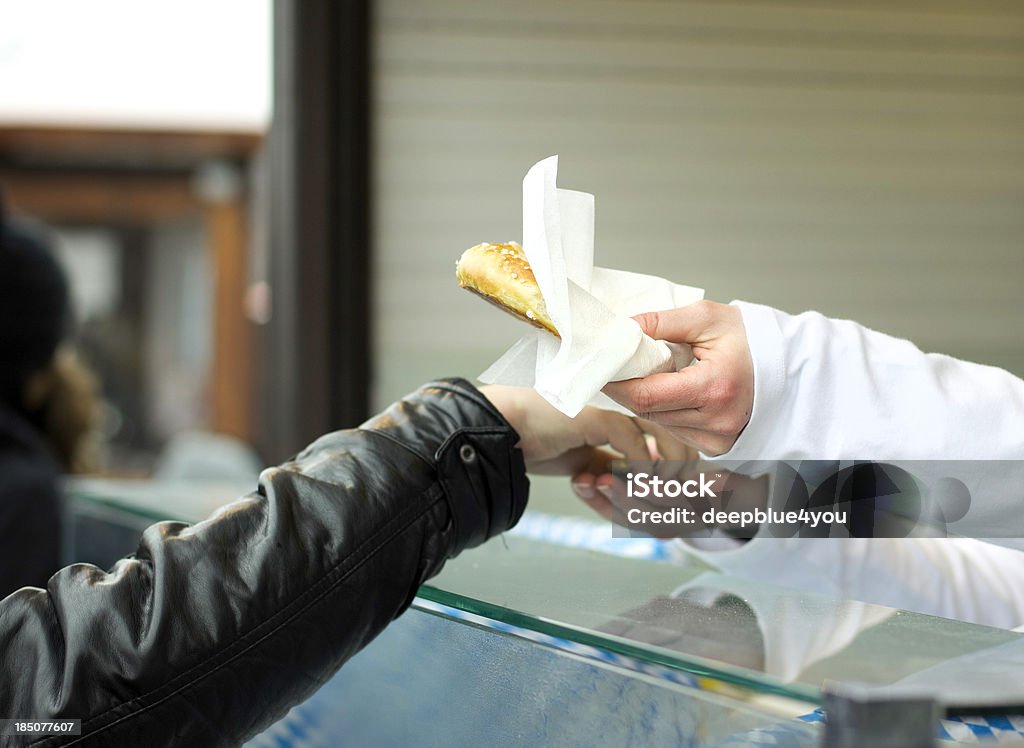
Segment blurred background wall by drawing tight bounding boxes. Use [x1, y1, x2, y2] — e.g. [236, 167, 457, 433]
[372, 0, 1024, 413]
[0, 0, 1021, 494]
[0, 0, 270, 471]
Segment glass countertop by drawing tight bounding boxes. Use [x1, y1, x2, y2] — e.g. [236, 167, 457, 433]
[68, 478, 1024, 714]
[421, 535, 1024, 713]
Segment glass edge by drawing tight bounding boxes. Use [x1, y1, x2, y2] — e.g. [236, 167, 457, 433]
[417, 583, 822, 707]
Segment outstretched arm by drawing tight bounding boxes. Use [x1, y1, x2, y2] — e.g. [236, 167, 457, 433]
[0, 381, 523, 746]
[0, 377, 660, 746]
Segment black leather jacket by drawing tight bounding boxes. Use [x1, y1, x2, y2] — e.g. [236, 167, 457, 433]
[0, 379, 528, 747]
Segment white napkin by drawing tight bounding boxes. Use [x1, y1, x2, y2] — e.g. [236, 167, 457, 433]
[479, 155, 704, 417]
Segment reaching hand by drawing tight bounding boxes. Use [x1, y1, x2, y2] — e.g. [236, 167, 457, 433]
[481, 385, 653, 478]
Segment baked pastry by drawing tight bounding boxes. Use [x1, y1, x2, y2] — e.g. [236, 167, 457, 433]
[456, 242, 559, 337]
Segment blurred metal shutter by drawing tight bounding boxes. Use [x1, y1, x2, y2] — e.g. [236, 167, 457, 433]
[372, 0, 1024, 407]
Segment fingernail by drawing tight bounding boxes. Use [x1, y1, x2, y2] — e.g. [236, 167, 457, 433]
[572, 482, 594, 500]
[596, 484, 614, 499]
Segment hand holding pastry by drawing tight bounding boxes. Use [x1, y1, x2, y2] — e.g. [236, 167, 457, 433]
[603, 301, 754, 456]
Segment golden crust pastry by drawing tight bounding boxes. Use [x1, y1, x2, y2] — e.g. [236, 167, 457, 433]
[456, 242, 559, 337]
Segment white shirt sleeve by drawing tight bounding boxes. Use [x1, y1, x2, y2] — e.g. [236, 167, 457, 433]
[670, 534, 1024, 630]
[674, 301, 1024, 629]
[723, 301, 1024, 462]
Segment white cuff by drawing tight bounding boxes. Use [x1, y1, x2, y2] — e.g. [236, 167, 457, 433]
[707, 301, 788, 461]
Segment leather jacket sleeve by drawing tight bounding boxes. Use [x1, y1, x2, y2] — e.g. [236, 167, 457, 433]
[0, 378, 528, 747]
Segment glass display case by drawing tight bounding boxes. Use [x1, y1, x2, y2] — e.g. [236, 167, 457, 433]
[65, 479, 1024, 746]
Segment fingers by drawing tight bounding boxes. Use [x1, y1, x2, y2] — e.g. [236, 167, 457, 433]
[632, 300, 718, 346]
[603, 365, 715, 416]
[654, 426, 736, 457]
[528, 445, 597, 476]
[486, 386, 657, 469]
[576, 472, 683, 539]
[635, 418, 698, 461]
[570, 472, 624, 525]
[603, 300, 754, 457]
[643, 402, 752, 440]
[576, 407, 652, 461]
[571, 472, 615, 524]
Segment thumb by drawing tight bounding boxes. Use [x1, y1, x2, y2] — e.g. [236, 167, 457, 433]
[632, 301, 713, 345]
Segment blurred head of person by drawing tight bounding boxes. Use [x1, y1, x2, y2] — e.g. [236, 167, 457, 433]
[0, 191, 101, 473]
